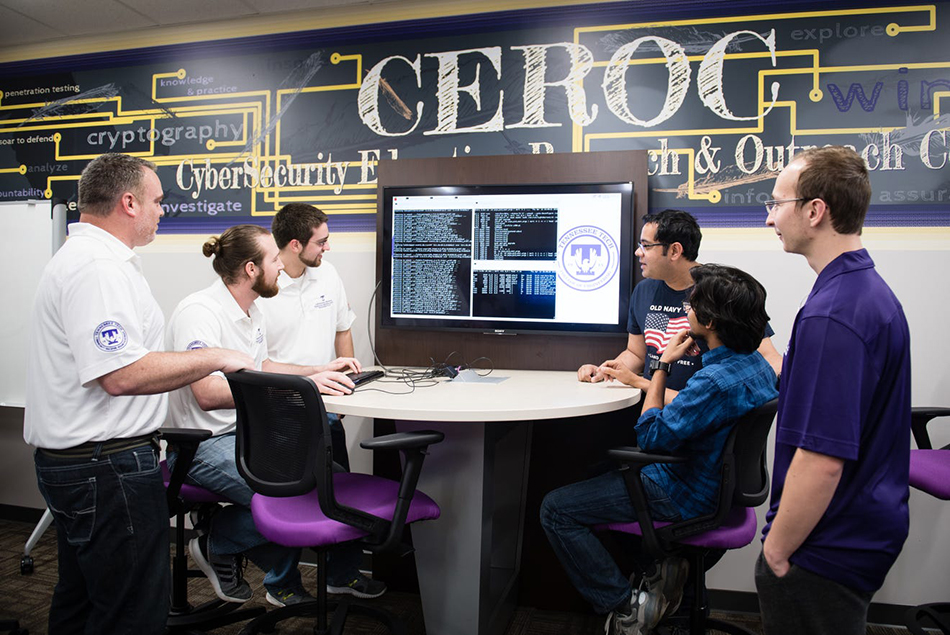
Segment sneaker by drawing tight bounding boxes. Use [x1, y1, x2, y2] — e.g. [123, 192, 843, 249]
[327, 573, 387, 599]
[646, 557, 689, 617]
[605, 586, 666, 635]
[266, 586, 317, 607]
[188, 535, 252, 603]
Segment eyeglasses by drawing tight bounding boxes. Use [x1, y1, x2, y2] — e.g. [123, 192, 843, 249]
[638, 241, 668, 251]
[764, 198, 811, 214]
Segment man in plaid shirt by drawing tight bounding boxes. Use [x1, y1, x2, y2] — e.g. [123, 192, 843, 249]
[542, 264, 778, 635]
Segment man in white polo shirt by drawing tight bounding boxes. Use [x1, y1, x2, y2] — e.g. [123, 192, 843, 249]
[258, 203, 386, 599]
[25, 153, 253, 635]
[165, 224, 360, 607]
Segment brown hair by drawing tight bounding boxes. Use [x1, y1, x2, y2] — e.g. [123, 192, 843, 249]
[78, 153, 157, 217]
[794, 146, 871, 235]
[271, 203, 328, 249]
[202, 225, 270, 284]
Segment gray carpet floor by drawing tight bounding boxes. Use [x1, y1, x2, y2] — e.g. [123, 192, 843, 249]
[0, 518, 912, 634]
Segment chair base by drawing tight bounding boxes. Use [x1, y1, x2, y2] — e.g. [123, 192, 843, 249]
[237, 596, 405, 635]
[0, 618, 27, 635]
[167, 599, 266, 633]
[657, 615, 757, 635]
[906, 602, 950, 635]
[651, 549, 757, 635]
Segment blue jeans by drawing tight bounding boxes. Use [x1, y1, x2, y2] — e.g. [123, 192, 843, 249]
[540, 469, 681, 614]
[35, 443, 170, 635]
[168, 427, 361, 590]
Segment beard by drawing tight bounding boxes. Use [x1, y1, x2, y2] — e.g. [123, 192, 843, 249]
[299, 251, 322, 268]
[252, 268, 280, 298]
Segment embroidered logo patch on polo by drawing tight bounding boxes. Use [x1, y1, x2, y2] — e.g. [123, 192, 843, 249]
[94, 321, 128, 352]
[187, 340, 208, 350]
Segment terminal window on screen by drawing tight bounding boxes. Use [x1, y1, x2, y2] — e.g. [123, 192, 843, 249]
[390, 191, 623, 328]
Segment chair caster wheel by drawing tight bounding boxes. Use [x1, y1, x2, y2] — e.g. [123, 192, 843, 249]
[20, 556, 34, 575]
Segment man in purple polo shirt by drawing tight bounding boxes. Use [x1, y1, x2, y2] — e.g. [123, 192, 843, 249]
[757, 146, 911, 635]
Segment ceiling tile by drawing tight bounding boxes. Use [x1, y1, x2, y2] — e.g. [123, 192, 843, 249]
[119, 0, 258, 25]
[0, 0, 155, 36]
[0, 3, 65, 46]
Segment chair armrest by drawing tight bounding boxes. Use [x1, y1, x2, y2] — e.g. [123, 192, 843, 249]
[608, 446, 688, 466]
[357, 431, 444, 554]
[360, 431, 445, 452]
[911, 407, 950, 450]
[158, 428, 212, 513]
[159, 428, 212, 446]
[607, 445, 688, 559]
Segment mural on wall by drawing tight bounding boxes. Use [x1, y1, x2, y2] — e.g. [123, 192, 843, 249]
[1, 3, 948, 232]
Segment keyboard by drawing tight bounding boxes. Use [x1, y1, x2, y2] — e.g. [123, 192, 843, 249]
[346, 369, 385, 388]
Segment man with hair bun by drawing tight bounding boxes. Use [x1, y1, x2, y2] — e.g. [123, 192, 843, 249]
[25, 153, 254, 635]
[758, 146, 911, 635]
[165, 224, 361, 607]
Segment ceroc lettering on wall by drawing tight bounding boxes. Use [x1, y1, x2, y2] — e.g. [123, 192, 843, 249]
[358, 30, 780, 136]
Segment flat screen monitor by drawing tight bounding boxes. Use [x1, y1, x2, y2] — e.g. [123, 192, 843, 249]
[379, 182, 634, 335]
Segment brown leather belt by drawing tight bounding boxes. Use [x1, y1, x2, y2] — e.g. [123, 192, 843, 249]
[39, 433, 160, 459]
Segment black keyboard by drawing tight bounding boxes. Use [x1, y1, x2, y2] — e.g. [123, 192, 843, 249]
[346, 369, 384, 388]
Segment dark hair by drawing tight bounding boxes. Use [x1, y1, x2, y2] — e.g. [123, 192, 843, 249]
[78, 153, 157, 217]
[794, 146, 871, 235]
[641, 209, 702, 261]
[688, 264, 769, 354]
[202, 225, 270, 285]
[271, 203, 328, 249]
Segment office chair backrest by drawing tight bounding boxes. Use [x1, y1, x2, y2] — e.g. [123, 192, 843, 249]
[730, 398, 779, 507]
[662, 397, 778, 543]
[227, 369, 388, 538]
[228, 370, 331, 498]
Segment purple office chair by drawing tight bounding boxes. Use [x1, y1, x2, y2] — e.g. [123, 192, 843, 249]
[597, 398, 779, 635]
[905, 407, 950, 635]
[224, 369, 443, 635]
[160, 428, 265, 633]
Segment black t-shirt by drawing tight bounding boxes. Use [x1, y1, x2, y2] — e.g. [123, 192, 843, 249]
[628, 279, 705, 391]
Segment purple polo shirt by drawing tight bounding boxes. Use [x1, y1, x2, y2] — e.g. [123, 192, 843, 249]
[762, 249, 911, 592]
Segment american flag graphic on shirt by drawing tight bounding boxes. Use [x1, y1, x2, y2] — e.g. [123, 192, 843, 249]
[644, 312, 690, 353]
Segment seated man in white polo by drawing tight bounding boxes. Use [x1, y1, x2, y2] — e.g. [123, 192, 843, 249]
[165, 224, 359, 606]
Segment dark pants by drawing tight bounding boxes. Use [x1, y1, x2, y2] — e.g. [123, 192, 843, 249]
[755, 551, 873, 635]
[540, 469, 681, 614]
[35, 443, 170, 635]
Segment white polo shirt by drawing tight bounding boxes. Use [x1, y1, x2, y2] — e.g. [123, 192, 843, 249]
[24, 223, 166, 449]
[166, 279, 268, 436]
[258, 260, 356, 366]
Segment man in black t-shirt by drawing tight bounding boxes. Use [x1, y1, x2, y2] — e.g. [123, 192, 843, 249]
[578, 209, 781, 400]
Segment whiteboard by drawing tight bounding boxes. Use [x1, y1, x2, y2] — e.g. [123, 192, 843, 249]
[0, 201, 54, 407]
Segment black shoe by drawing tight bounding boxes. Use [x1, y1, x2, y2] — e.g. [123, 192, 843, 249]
[189, 535, 252, 603]
[327, 573, 387, 599]
[266, 586, 317, 607]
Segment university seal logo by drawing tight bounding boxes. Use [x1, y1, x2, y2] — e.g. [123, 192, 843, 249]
[556, 225, 619, 291]
[94, 321, 128, 352]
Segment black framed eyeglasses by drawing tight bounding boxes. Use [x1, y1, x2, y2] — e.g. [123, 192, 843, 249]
[638, 241, 668, 251]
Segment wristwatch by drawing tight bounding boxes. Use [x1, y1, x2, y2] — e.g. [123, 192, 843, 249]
[649, 359, 672, 375]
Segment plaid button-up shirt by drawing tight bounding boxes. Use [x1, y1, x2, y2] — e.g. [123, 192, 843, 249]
[637, 345, 778, 520]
